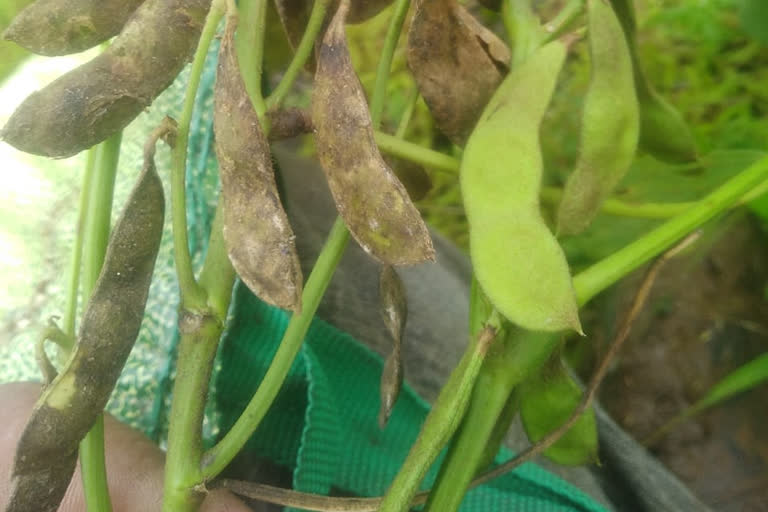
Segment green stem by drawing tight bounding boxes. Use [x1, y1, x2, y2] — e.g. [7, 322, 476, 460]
[61, 150, 96, 344]
[265, 0, 330, 110]
[201, 217, 350, 480]
[573, 155, 768, 306]
[379, 327, 496, 512]
[423, 330, 558, 512]
[543, 0, 584, 43]
[395, 88, 419, 139]
[374, 131, 460, 174]
[502, 0, 543, 66]
[369, 0, 411, 128]
[78, 131, 122, 512]
[171, 0, 224, 311]
[162, 314, 224, 512]
[236, 0, 269, 122]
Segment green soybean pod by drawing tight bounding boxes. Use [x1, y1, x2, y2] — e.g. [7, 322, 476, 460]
[1, 0, 211, 158]
[610, 0, 698, 164]
[461, 40, 581, 333]
[557, 0, 639, 236]
[519, 355, 598, 466]
[5, 130, 166, 512]
[3, 0, 145, 56]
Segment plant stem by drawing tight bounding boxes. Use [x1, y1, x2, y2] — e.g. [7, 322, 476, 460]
[369, 0, 411, 127]
[78, 131, 122, 512]
[236, 0, 269, 122]
[423, 329, 559, 512]
[374, 131, 460, 174]
[503, 0, 543, 66]
[573, 155, 768, 306]
[201, 217, 350, 480]
[543, 0, 584, 43]
[171, 0, 224, 311]
[394, 88, 419, 139]
[265, 0, 331, 110]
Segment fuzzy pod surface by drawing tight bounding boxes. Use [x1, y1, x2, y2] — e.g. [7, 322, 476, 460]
[3, 0, 145, 56]
[557, 0, 640, 236]
[5, 135, 165, 512]
[313, 0, 434, 265]
[461, 40, 581, 334]
[214, 14, 303, 312]
[1, 0, 211, 158]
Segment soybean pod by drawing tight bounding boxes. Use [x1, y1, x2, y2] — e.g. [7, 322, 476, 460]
[5, 127, 166, 512]
[461, 40, 581, 333]
[214, 13, 303, 311]
[408, 0, 510, 146]
[557, 0, 640, 236]
[1, 0, 211, 158]
[378, 265, 407, 428]
[610, 0, 698, 163]
[3, 0, 145, 56]
[313, 0, 434, 265]
[519, 354, 598, 465]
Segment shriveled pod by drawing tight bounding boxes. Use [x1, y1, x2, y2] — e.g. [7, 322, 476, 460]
[5, 126, 166, 512]
[1, 0, 211, 158]
[557, 0, 639, 236]
[610, 0, 697, 164]
[519, 355, 598, 465]
[214, 14, 302, 311]
[3, 0, 145, 56]
[313, 0, 434, 265]
[378, 265, 407, 428]
[461, 40, 581, 333]
[275, 0, 393, 69]
[408, 0, 510, 146]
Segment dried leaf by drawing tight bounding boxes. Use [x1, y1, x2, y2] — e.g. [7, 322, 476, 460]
[6, 129, 166, 512]
[3, 0, 144, 56]
[408, 0, 510, 146]
[214, 15, 303, 311]
[313, 0, 434, 265]
[378, 265, 407, 427]
[1, 0, 211, 158]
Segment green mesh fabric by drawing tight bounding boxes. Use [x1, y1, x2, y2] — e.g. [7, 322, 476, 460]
[0, 33, 606, 511]
[216, 284, 606, 512]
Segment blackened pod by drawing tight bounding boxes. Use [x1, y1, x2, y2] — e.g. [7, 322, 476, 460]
[378, 265, 407, 428]
[5, 127, 166, 512]
[1, 0, 211, 158]
[313, 0, 434, 265]
[408, 0, 510, 146]
[214, 13, 303, 312]
[3, 0, 145, 56]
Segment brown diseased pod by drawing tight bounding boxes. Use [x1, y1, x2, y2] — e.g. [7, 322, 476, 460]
[214, 15, 303, 312]
[378, 265, 407, 428]
[0, 0, 211, 158]
[3, 0, 145, 56]
[313, 0, 434, 265]
[5, 126, 167, 512]
[408, 0, 510, 146]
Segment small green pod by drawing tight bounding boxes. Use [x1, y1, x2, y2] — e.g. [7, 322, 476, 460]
[461, 40, 581, 333]
[378, 265, 407, 428]
[610, 0, 697, 164]
[6, 130, 165, 512]
[557, 0, 640, 236]
[408, 0, 510, 146]
[3, 0, 145, 56]
[214, 14, 303, 312]
[519, 355, 598, 466]
[313, 0, 434, 265]
[1, 0, 211, 158]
